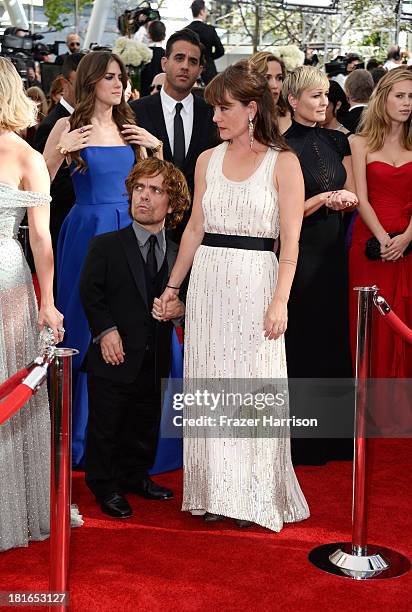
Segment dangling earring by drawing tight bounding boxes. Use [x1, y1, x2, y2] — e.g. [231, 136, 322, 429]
[248, 116, 254, 149]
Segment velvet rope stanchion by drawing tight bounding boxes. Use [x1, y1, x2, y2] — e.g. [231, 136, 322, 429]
[308, 286, 411, 580]
[373, 294, 412, 344]
[49, 348, 78, 612]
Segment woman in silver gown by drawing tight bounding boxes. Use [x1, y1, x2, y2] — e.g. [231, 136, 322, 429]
[0, 58, 64, 552]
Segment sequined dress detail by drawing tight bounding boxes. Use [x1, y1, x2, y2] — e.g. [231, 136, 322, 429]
[0, 183, 50, 552]
[182, 143, 309, 531]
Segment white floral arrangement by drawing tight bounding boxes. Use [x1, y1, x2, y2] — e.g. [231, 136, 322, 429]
[112, 36, 153, 68]
[273, 45, 304, 72]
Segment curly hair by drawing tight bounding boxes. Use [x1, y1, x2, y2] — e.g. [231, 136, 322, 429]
[69, 51, 138, 172]
[126, 158, 191, 229]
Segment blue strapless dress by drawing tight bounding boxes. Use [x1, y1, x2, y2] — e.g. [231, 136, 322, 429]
[57, 146, 135, 465]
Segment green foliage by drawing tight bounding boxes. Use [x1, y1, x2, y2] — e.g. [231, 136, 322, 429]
[44, 0, 92, 30]
[362, 31, 381, 47]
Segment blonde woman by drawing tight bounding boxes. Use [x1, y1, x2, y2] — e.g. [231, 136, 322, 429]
[350, 67, 412, 378]
[0, 57, 63, 552]
[249, 51, 291, 132]
[282, 66, 358, 465]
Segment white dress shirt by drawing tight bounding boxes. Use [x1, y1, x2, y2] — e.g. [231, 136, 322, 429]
[59, 97, 74, 114]
[160, 87, 194, 157]
[133, 26, 151, 47]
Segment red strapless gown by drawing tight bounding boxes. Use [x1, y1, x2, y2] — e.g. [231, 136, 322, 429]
[349, 161, 412, 378]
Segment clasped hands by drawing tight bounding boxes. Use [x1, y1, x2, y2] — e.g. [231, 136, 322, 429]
[152, 290, 185, 322]
[379, 232, 410, 261]
[325, 189, 358, 211]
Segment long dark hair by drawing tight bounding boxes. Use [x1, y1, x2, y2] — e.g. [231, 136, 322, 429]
[205, 60, 289, 151]
[69, 51, 137, 171]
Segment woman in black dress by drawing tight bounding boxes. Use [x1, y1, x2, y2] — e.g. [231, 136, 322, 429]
[282, 66, 358, 464]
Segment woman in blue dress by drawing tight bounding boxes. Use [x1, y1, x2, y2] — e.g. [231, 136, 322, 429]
[44, 52, 163, 464]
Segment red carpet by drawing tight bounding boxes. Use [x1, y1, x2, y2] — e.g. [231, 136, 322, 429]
[1, 439, 411, 611]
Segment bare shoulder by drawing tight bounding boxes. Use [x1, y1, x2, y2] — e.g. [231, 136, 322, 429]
[350, 134, 367, 153]
[50, 116, 70, 137]
[195, 146, 217, 172]
[276, 149, 300, 170]
[197, 146, 217, 164]
[20, 145, 47, 173]
[19, 143, 49, 193]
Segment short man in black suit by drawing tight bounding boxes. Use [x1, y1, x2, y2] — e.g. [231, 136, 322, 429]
[130, 28, 218, 241]
[79, 158, 190, 518]
[34, 53, 84, 254]
[188, 0, 225, 84]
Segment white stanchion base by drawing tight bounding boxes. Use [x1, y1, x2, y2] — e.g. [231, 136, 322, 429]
[309, 543, 410, 580]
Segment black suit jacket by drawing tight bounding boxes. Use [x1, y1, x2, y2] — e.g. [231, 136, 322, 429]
[34, 102, 75, 251]
[140, 47, 165, 97]
[130, 92, 217, 240]
[55, 52, 69, 66]
[340, 106, 366, 134]
[187, 20, 224, 84]
[79, 224, 179, 384]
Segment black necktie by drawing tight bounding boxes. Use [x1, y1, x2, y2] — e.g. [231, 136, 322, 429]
[146, 234, 158, 279]
[173, 102, 185, 169]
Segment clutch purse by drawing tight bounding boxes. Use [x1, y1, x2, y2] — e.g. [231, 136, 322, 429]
[365, 232, 412, 260]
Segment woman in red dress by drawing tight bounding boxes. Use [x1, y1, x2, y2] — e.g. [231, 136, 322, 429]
[350, 68, 412, 386]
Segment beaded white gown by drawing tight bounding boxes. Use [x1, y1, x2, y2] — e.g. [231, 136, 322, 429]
[182, 143, 309, 531]
[0, 183, 50, 551]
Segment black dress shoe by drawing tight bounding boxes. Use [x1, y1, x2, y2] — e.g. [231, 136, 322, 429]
[203, 512, 226, 522]
[126, 477, 173, 500]
[234, 519, 253, 528]
[99, 493, 133, 518]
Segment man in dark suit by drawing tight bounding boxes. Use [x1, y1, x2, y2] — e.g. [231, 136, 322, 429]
[79, 158, 190, 518]
[140, 20, 166, 97]
[130, 28, 218, 241]
[55, 32, 81, 65]
[187, 0, 224, 84]
[341, 68, 374, 134]
[34, 53, 84, 254]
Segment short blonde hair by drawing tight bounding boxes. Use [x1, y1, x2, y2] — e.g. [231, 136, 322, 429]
[282, 65, 329, 114]
[0, 57, 37, 131]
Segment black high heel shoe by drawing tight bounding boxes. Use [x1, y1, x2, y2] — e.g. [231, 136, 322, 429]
[203, 512, 226, 522]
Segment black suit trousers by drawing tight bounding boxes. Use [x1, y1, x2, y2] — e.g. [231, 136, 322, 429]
[85, 351, 162, 499]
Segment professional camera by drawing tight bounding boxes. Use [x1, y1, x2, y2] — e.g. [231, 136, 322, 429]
[0, 27, 60, 84]
[325, 55, 365, 77]
[117, 2, 161, 37]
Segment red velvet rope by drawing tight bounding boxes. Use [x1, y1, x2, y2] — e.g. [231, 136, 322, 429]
[379, 309, 412, 345]
[0, 384, 33, 426]
[0, 367, 31, 401]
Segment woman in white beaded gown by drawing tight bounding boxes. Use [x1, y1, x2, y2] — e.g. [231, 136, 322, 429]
[0, 58, 64, 552]
[158, 61, 309, 531]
